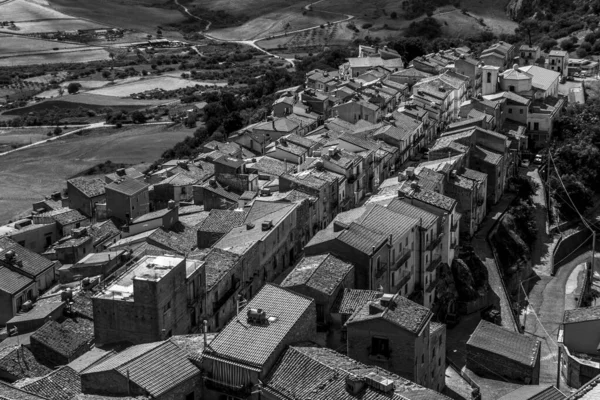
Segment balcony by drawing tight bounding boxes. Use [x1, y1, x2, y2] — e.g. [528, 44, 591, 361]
[375, 261, 388, 279]
[426, 232, 443, 251]
[426, 276, 439, 293]
[393, 249, 411, 270]
[187, 296, 199, 307]
[212, 278, 240, 313]
[427, 256, 442, 272]
[397, 270, 411, 288]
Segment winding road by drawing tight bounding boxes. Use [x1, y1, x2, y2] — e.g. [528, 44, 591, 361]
[174, 0, 354, 67]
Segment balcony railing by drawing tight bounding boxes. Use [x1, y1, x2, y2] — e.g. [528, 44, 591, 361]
[213, 278, 240, 313]
[398, 270, 411, 288]
[427, 256, 442, 272]
[393, 249, 411, 270]
[426, 232, 444, 251]
[426, 276, 439, 293]
[375, 261, 388, 279]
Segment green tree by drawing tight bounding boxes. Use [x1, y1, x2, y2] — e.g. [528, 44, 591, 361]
[67, 82, 82, 94]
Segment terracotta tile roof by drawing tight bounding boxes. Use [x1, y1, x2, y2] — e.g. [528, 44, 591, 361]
[157, 172, 197, 187]
[105, 167, 144, 183]
[264, 345, 450, 400]
[331, 289, 382, 315]
[347, 294, 432, 335]
[0, 237, 56, 277]
[339, 133, 378, 151]
[67, 348, 112, 373]
[178, 211, 210, 229]
[30, 319, 94, 360]
[147, 224, 197, 255]
[43, 209, 87, 226]
[0, 345, 51, 381]
[467, 320, 540, 367]
[199, 209, 246, 234]
[131, 208, 172, 224]
[73, 395, 150, 400]
[386, 198, 438, 228]
[68, 177, 106, 198]
[0, 266, 34, 294]
[0, 381, 49, 400]
[338, 223, 388, 255]
[205, 284, 313, 368]
[461, 168, 487, 183]
[281, 254, 353, 295]
[88, 220, 119, 246]
[202, 141, 241, 156]
[169, 334, 216, 364]
[246, 156, 294, 177]
[474, 145, 503, 165]
[564, 305, 600, 324]
[357, 204, 418, 241]
[201, 180, 240, 202]
[105, 178, 148, 196]
[82, 341, 200, 397]
[498, 384, 565, 400]
[20, 366, 81, 400]
[200, 248, 241, 290]
[400, 184, 457, 212]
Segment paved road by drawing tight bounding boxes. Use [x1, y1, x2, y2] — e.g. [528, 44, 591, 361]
[527, 167, 556, 277]
[471, 193, 519, 332]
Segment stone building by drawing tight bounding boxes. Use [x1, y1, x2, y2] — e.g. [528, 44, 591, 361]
[467, 320, 541, 384]
[66, 177, 106, 218]
[105, 177, 150, 224]
[92, 255, 200, 345]
[30, 318, 94, 367]
[345, 293, 444, 391]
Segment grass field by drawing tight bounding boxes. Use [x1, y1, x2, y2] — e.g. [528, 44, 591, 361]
[0, 127, 58, 152]
[0, 35, 90, 55]
[86, 76, 205, 97]
[194, 0, 311, 21]
[209, 9, 334, 41]
[460, 0, 518, 35]
[258, 22, 358, 51]
[47, 0, 187, 32]
[0, 123, 195, 223]
[3, 93, 170, 115]
[0, 48, 111, 66]
[0, 19, 105, 33]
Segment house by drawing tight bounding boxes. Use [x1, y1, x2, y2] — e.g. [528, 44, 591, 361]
[262, 344, 450, 400]
[359, 44, 404, 60]
[332, 98, 382, 125]
[33, 207, 90, 237]
[0, 344, 51, 383]
[92, 255, 203, 344]
[519, 45, 541, 66]
[389, 68, 434, 88]
[338, 57, 404, 80]
[548, 49, 569, 77]
[498, 385, 565, 400]
[245, 156, 295, 179]
[66, 177, 106, 218]
[568, 58, 600, 77]
[266, 136, 309, 165]
[455, 55, 482, 95]
[124, 204, 179, 237]
[18, 366, 82, 400]
[518, 65, 561, 99]
[480, 41, 516, 71]
[280, 253, 354, 332]
[60, 249, 127, 282]
[81, 340, 201, 399]
[273, 95, 295, 117]
[196, 179, 241, 211]
[50, 226, 95, 264]
[5, 220, 60, 254]
[30, 318, 94, 366]
[153, 173, 197, 209]
[5, 296, 65, 334]
[330, 288, 382, 350]
[104, 167, 144, 184]
[346, 293, 444, 391]
[202, 284, 315, 399]
[0, 237, 58, 303]
[562, 305, 600, 356]
[467, 320, 541, 384]
[0, 266, 36, 326]
[306, 69, 340, 92]
[105, 177, 149, 224]
[197, 209, 246, 248]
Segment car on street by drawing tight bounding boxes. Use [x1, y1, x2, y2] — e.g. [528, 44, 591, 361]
[533, 154, 544, 165]
[521, 159, 531, 168]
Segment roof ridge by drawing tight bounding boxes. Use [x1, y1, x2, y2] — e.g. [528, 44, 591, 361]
[115, 340, 173, 375]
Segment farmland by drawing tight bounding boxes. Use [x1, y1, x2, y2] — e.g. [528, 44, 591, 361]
[47, 0, 187, 33]
[86, 77, 208, 97]
[258, 22, 359, 53]
[0, 123, 195, 223]
[0, 0, 108, 33]
[0, 126, 71, 152]
[3, 93, 171, 115]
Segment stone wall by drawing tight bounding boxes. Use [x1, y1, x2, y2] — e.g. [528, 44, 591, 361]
[466, 342, 540, 384]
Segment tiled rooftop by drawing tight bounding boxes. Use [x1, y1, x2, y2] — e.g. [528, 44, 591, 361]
[400, 183, 457, 212]
[0, 237, 56, 277]
[264, 344, 450, 400]
[498, 384, 566, 400]
[198, 209, 246, 234]
[386, 198, 438, 228]
[357, 204, 418, 242]
[0, 345, 51, 381]
[338, 222, 388, 255]
[105, 177, 148, 196]
[474, 145, 503, 165]
[331, 288, 383, 315]
[281, 254, 353, 295]
[31, 319, 94, 359]
[20, 366, 81, 400]
[68, 177, 106, 198]
[169, 333, 216, 364]
[564, 305, 600, 324]
[467, 320, 540, 367]
[0, 381, 49, 400]
[201, 248, 241, 290]
[0, 266, 34, 295]
[205, 284, 314, 368]
[147, 224, 197, 254]
[347, 294, 432, 334]
[246, 156, 294, 177]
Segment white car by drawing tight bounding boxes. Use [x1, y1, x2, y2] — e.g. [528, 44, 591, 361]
[533, 154, 544, 165]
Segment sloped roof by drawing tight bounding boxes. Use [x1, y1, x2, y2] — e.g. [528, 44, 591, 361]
[0, 381, 50, 400]
[20, 366, 81, 400]
[205, 284, 314, 368]
[331, 288, 382, 315]
[474, 145, 503, 165]
[0, 237, 55, 277]
[201, 181, 240, 202]
[338, 223, 388, 255]
[386, 198, 438, 228]
[280, 254, 353, 296]
[198, 209, 246, 234]
[467, 320, 540, 367]
[357, 204, 418, 241]
[0, 266, 34, 295]
[347, 294, 432, 335]
[0, 345, 51, 381]
[264, 345, 450, 400]
[82, 341, 200, 397]
[147, 225, 197, 254]
[67, 177, 105, 198]
[498, 384, 565, 400]
[519, 65, 560, 91]
[200, 247, 241, 290]
[105, 178, 148, 196]
[30, 319, 94, 360]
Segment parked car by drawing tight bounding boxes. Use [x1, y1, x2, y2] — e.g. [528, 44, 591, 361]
[521, 159, 531, 168]
[533, 153, 544, 165]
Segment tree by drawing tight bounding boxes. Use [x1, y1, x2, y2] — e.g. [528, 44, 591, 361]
[131, 111, 147, 124]
[53, 126, 62, 136]
[390, 11, 397, 19]
[576, 47, 588, 58]
[67, 82, 81, 94]
[223, 112, 244, 133]
[58, 87, 64, 97]
[109, 52, 115, 71]
[560, 38, 575, 52]
[516, 19, 539, 46]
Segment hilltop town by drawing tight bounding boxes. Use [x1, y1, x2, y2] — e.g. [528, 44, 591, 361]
[4, 2, 600, 396]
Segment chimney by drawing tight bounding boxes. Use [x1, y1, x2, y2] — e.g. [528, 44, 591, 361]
[4, 250, 16, 263]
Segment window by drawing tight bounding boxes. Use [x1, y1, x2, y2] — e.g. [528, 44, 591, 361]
[439, 358, 441, 366]
[433, 347, 436, 358]
[371, 337, 390, 357]
[509, 85, 515, 92]
[316, 304, 325, 324]
[534, 122, 539, 130]
[486, 72, 491, 83]
[421, 354, 425, 363]
[163, 301, 171, 313]
[520, 109, 523, 114]
[508, 108, 513, 114]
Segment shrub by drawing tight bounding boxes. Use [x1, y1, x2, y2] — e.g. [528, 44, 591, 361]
[577, 47, 588, 58]
[67, 82, 81, 94]
[560, 38, 575, 52]
[362, 23, 373, 29]
[390, 11, 397, 19]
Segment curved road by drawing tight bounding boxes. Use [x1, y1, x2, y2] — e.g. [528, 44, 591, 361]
[175, 0, 354, 67]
